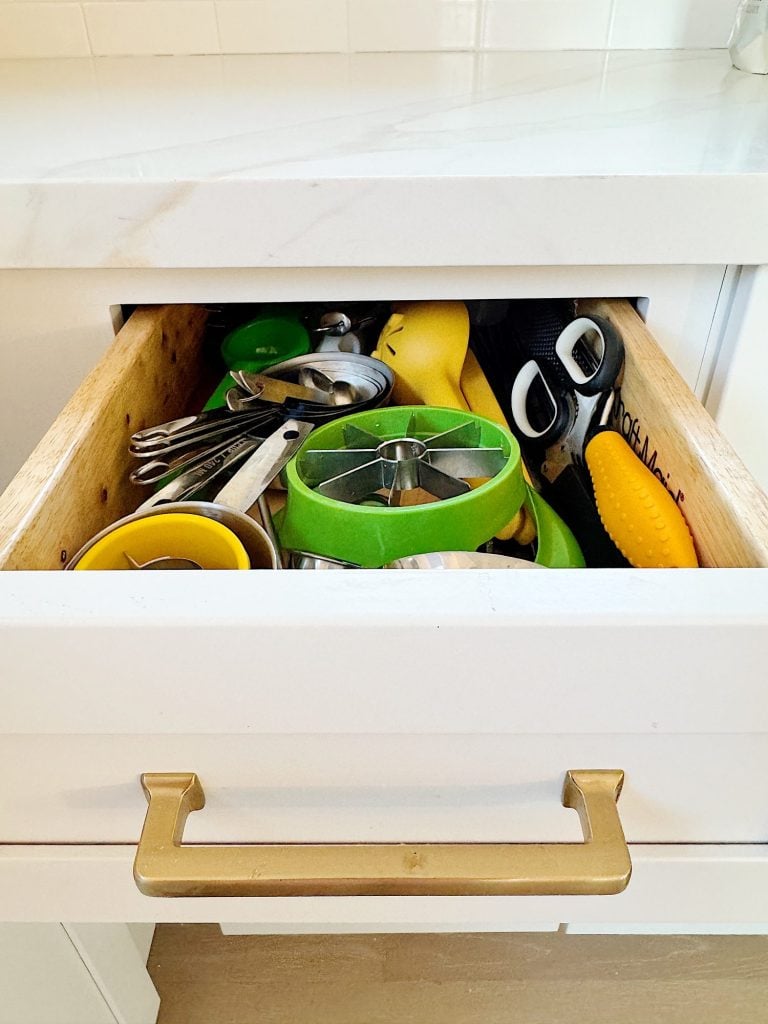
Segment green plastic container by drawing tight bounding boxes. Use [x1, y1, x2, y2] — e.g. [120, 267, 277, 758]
[205, 306, 311, 411]
[524, 487, 585, 568]
[277, 407, 527, 568]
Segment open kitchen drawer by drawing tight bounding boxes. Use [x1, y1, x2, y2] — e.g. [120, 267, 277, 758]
[3, 298, 767, 572]
[1, 298, 768, 924]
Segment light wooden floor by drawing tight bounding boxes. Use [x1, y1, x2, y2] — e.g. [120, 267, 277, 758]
[148, 925, 768, 1024]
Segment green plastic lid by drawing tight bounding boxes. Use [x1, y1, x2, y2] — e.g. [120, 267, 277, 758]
[221, 307, 310, 371]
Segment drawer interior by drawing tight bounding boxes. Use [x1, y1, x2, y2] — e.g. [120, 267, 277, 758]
[1, 298, 767, 571]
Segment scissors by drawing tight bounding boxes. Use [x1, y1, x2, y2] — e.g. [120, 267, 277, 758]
[511, 315, 625, 483]
[510, 315, 628, 567]
[510, 314, 697, 568]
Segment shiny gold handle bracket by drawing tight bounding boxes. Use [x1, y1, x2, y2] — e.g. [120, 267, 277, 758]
[134, 770, 631, 898]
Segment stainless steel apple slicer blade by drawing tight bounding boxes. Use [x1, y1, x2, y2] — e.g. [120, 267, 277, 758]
[298, 411, 507, 506]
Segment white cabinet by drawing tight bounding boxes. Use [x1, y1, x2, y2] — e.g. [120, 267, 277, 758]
[0, 924, 158, 1024]
[706, 265, 768, 494]
[0, 926, 116, 1024]
[1, 266, 767, 936]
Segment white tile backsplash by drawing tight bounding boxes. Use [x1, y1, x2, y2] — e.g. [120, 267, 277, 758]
[349, 0, 478, 52]
[0, 3, 89, 57]
[610, 0, 736, 49]
[217, 0, 348, 54]
[0, 0, 741, 58]
[84, 1, 219, 56]
[482, 0, 613, 50]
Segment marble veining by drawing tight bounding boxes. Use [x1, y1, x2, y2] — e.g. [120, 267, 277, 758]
[0, 50, 767, 268]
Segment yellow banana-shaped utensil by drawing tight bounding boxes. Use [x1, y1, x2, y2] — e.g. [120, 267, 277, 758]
[374, 302, 532, 542]
[374, 301, 469, 408]
[459, 349, 535, 543]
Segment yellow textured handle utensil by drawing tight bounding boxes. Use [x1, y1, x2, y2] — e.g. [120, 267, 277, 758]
[585, 430, 698, 568]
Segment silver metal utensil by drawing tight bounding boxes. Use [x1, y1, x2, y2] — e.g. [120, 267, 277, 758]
[69, 432, 302, 570]
[300, 416, 506, 505]
[225, 389, 262, 413]
[136, 434, 264, 510]
[315, 333, 362, 355]
[130, 408, 275, 459]
[130, 429, 264, 486]
[231, 370, 332, 406]
[124, 553, 204, 570]
[288, 550, 362, 570]
[256, 495, 284, 569]
[298, 367, 356, 406]
[261, 352, 394, 411]
[312, 311, 377, 337]
[131, 406, 270, 447]
[215, 419, 315, 511]
[73, 425, 312, 571]
[386, 552, 545, 570]
[315, 311, 354, 335]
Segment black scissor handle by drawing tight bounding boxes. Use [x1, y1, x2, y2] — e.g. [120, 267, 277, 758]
[511, 359, 574, 447]
[554, 315, 624, 397]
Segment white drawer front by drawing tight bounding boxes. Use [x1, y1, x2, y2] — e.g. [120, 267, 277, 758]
[2, 846, 767, 931]
[0, 733, 767, 846]
[1, 295, 767, 923]
[2, 572, 767, 848]
[2, 570, 768, 736]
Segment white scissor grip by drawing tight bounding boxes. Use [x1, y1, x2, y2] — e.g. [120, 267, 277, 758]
[511, 359, 559, 440]
[555, 317, 605, 387]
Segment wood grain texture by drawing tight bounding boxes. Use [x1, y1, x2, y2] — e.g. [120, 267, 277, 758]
[579, 299, 768, 567]
[0, 305, 208, 570]
[148, 926, 768, 1024]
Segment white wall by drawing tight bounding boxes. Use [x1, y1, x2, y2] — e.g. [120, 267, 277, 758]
[0, 0, 739, 59]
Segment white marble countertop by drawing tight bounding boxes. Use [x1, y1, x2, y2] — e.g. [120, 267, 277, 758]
[1, 49, 767, 268]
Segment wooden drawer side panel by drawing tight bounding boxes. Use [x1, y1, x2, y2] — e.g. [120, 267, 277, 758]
[0, 305, 208, 570]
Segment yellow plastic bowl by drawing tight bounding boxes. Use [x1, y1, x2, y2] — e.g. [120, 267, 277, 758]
[74, 512, 250, 571]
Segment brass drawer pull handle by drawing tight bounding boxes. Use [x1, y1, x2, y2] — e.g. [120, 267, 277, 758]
[134, 770, 631, 898]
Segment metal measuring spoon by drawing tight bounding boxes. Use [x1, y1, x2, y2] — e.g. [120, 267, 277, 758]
[225, 388, 267, 413]
[124, 553, 204, 570]
[298, 367, 356, 406]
